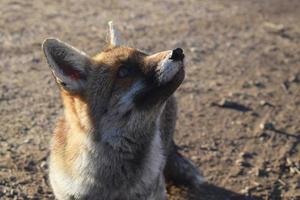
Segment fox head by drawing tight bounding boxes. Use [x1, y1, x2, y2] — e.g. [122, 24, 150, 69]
[42, 22, 185, 138]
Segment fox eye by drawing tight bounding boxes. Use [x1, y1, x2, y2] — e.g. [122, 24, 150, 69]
[118, 67, 129, 78]
[117, 66, 136, 78]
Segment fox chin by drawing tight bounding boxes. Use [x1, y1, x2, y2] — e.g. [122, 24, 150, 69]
[42, 22, 204, 200]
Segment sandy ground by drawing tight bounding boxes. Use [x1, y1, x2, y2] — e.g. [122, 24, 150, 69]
[0, 0, 300, 199]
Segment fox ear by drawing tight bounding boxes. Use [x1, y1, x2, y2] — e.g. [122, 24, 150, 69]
[42, 38, 91, 92]
[108, 21, 122, 47]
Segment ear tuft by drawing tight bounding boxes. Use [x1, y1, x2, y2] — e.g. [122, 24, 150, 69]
[42, 38, 91, 92]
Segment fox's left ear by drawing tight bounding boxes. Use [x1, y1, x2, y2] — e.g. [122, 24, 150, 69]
[42, 38, 91, 93]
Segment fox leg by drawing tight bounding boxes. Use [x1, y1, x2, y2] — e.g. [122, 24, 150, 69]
[164, 144, 205, 189]
[161, 96, 205, 189]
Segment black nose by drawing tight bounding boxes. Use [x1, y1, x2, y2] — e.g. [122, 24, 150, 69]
[170, 48, 184, 61]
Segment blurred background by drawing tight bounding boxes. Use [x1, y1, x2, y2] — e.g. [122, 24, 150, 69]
[0, 0, 300, 199]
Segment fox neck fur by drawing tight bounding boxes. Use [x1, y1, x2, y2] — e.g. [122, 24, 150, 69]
[49, 91, 167, 199]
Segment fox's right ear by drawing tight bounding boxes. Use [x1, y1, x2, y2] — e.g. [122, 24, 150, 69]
[42, 38, 91, 93]
[108, 21, 122, 47]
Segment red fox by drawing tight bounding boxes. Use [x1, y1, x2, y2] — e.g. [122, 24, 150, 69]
[42, 22, 204, 200]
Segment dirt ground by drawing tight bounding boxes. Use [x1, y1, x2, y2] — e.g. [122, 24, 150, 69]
[0, 0, 300, 199]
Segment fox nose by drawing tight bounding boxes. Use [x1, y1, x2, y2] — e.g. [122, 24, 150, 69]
[170, 48, 184, 61]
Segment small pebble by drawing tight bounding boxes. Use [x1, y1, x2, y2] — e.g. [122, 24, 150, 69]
[259, 122, 274, 131]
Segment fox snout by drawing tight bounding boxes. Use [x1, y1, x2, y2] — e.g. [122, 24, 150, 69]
[153, 48, 185, 86]
[133, 49, 185, 109]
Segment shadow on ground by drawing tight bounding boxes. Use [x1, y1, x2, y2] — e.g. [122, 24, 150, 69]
[187, 183, 263, 200]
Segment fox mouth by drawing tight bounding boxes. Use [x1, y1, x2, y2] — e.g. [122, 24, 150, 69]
[134, 48, 185, 109]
